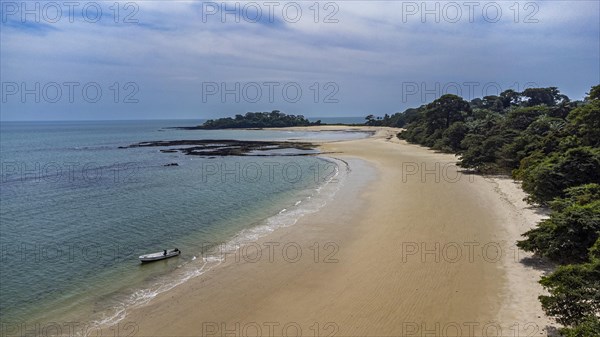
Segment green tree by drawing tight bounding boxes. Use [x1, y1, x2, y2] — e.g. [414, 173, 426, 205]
[521, 87, 565, 107]
[499, 116, 565, 171]
[199, 111, 314, 129]
[520, 147, 600, 204]
[586, 84, 600, 101]
[517, 199, 600, 263]
[518, 184, 600, 263]
[392, 86, 600, 336]
[505, 106, 549, 130]
[459, 133, 507, 172]
[499, 89, 520, 108]
[539, 261, 600, 326]
[424, 94, 471, 130]
[567, 100, 600, 147]
[560, 316, 600, 337]
[438, 122, 468, 152]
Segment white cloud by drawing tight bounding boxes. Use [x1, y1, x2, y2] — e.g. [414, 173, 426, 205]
[1, 0, 598, 120]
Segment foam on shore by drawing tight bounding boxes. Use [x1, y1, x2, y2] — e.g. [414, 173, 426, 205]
[84, 157, 350, 333]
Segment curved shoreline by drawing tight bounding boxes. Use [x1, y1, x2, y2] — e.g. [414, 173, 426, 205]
[80, 156, 355, 332]
[111, 126, 555, 336]
[3, 144, 354, 334]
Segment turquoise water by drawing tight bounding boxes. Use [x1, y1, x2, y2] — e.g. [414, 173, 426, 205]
[0, 120, 364, 328]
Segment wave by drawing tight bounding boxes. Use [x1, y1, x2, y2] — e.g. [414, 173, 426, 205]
[85, 156, 350, 334]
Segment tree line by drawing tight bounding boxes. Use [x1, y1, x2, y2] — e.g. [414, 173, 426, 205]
[198, 110, 320, 129]
[370, 85, 600, 336]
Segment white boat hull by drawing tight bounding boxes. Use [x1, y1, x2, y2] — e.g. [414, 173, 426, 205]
[139, 249, 180, 262]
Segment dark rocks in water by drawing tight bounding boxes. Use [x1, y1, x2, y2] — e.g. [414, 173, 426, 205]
[164, 163, 179, 167]
[120, 139, 316, 157]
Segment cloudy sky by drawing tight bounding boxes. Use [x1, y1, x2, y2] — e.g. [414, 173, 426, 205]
[1, 0, 598, 121]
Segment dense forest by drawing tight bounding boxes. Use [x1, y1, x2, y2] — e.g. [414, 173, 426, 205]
[198, 110, 319, 129]
[372, 85, 600, 336]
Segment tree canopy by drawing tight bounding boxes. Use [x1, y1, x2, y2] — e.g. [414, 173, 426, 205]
[199, 110, 318, 129]
[379, 85, 600, 334]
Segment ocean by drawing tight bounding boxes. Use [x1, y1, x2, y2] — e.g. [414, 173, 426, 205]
[0, 119, 367, 330]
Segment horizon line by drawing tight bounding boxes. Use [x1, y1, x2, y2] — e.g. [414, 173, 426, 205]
[0, 116, 369, 123]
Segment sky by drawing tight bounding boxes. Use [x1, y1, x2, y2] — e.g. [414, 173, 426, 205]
[1, 0, 599, 121]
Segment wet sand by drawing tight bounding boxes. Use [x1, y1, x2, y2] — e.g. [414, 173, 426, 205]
[121, 126, 554, 336]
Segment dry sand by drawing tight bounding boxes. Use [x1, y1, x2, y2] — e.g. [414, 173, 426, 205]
[120, 126, 555, 336]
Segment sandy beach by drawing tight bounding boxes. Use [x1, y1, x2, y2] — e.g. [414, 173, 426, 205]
[120, 126, 555, 336]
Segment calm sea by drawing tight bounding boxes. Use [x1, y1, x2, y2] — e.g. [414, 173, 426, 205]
[0, 119, 367, 330]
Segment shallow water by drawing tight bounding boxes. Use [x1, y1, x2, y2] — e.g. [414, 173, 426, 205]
[0, 120, 364, 328]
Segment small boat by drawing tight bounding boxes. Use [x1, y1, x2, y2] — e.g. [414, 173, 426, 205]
[139, 248, 180, 263]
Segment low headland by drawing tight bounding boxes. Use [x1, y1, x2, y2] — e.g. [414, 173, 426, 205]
[172, 110, 322, 130]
